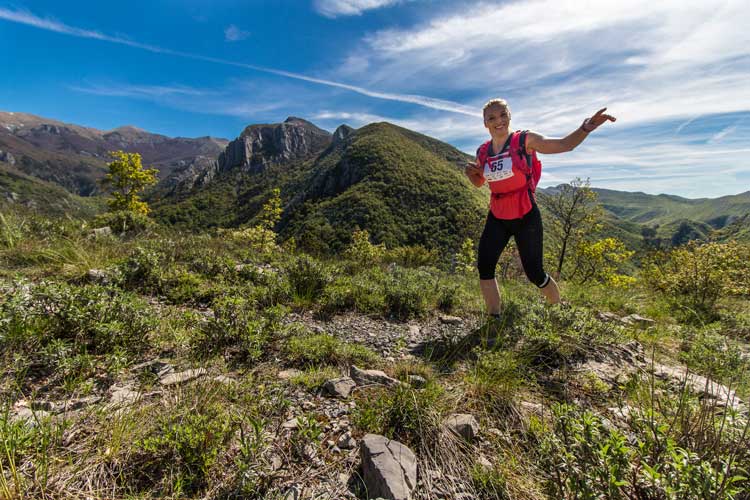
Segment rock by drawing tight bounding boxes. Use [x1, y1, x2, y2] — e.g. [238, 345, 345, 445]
[0, 150, 16, 165]
[324, 377, 357, 398]
[91, 226, 112, 238]
[337, 431, 356, 449]
[278, 369, 303, 380]
[282, 418, 300, 430]
[132, 359, 174, 378]
[213, 375, 237, 385]
[621, 314, 655, 326]
[360, 434, 417, 500]
[159, 368, 207, 386]
[407, 375, 427, 388]
[332, 124, 354, 145]
[12, 407, 50, 424]
[408, 325, 420, 337]
[445, 413, 479, 441]
[109, 385, 140, 405]
[477, 456, 493, 469]
[350, 366, 400, 388]
[86, 269, 109, 285]
[218, 118, 331, 174]
[519, 401, 544, 415]
[652, 364, 745, 411]
[283, 485, 301, 500]
[596, 311, 621, 322]
[439, 315, 462, 325]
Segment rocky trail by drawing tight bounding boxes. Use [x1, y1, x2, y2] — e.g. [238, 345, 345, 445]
[7, 304, 748, 500]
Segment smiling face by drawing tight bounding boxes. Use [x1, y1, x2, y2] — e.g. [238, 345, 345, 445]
[483, 102, 511, 139]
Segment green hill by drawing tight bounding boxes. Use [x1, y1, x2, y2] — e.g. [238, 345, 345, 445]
[152, 122, 487, 255]
[0, 164, 103, 217]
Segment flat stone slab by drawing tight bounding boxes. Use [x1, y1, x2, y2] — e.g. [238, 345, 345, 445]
[278, 369, 303, 380]
[360, 433, 417, 500]
[159, 368, 207, 386]
[445, 413, 479, 441]
[439, 315, 462, 325]
[109, 385, 140, 405]
[324, 377, 357, 398]
[350, 365, 400, 388]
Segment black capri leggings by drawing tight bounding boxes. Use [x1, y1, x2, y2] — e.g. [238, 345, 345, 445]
[477, 204, 550, 287]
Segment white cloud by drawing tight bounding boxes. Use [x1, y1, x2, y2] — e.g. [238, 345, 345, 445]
[314, 0, 404, 18]
[70, 83, 211, 98]
[224, 24, 250, 42]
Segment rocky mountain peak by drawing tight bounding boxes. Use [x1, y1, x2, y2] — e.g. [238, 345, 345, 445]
[332, 124, 354, 145]
[219, 118, 332, 174]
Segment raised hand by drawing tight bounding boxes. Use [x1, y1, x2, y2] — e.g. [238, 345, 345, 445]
[583, 108, 616, 132]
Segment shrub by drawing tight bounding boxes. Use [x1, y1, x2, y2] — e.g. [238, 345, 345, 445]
[343, 229, 385, 269]
[117, 246, 164, 293]
[193, 298, 284, 362]
[133, 402, 233, 496]
[1, 282, 155, 356]
[319, 273, 386, 317]
[383, 266, 434, 320]
[645, 241, 750, 319]
[284, 332, 376, 367]
[352, 382, 446, 450]
[539, 401, 749, 500]
[285, 254, 336, 301]
[92, 210, 155, 235]
[385, 244, 439, 268]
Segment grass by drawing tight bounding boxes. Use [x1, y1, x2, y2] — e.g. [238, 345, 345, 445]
[1, 214, 748, 499]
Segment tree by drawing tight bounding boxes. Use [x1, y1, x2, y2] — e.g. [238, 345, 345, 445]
[568, 237, 635, 287]
[646, 240, 750, 316]
[540, 178, 602, 278]
[103, 150, 158, 214]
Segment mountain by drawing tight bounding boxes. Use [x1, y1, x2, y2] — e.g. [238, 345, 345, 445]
[4, 110, 748, 251]
[0, 163, 103, 217]
[0, 111, 228, 196]
[151, 118, 486, 254]
[592, 187, 750, 228]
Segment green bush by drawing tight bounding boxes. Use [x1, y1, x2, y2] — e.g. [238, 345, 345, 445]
[1, 282, 155, 356]
[383, 266, 434, 320]
[540, 402, 749, 499]
[352, 382, 446, 450]
[117, 246, 165, 293]
[385, 244, 439, 268]
[160, 268, 217, 305]
[133, 402, 233, 496]
[193, 298, 285, 362]
[645, 241, 750, 320]
[319, 273, 386, 317]
[93, 209, 155, 235]
[285, 254, 337, 301]
[284, 332, 376, 367]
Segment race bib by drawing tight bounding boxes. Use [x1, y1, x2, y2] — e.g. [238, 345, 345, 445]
[483, 153, 514, 182]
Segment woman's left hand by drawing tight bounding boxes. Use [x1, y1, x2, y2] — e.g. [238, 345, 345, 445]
[583, 108, 616, 132]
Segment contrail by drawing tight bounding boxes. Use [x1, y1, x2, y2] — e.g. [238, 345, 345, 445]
[0, 7, 481, 117]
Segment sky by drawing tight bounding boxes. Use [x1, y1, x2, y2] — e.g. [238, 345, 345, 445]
[1, 0, 750, 198]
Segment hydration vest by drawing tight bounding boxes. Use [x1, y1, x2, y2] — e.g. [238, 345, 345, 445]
[476, 130, 543, 219]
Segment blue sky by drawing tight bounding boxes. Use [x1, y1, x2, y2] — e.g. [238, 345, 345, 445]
[2, 0, 749, 198]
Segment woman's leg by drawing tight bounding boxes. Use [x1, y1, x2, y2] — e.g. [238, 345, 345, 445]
[514, 205, 560, 304]
[477, 211, 511, 315]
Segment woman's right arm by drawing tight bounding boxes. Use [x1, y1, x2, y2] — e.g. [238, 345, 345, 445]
[464, 161, 485, 188]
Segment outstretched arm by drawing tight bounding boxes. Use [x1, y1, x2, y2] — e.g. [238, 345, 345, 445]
[526, 108, 616, 154]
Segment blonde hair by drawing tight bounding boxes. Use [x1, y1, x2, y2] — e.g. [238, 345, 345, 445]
[482, 98, 511, 118]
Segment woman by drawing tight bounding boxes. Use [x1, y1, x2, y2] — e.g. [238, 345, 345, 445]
[464, 99, 615, 319]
